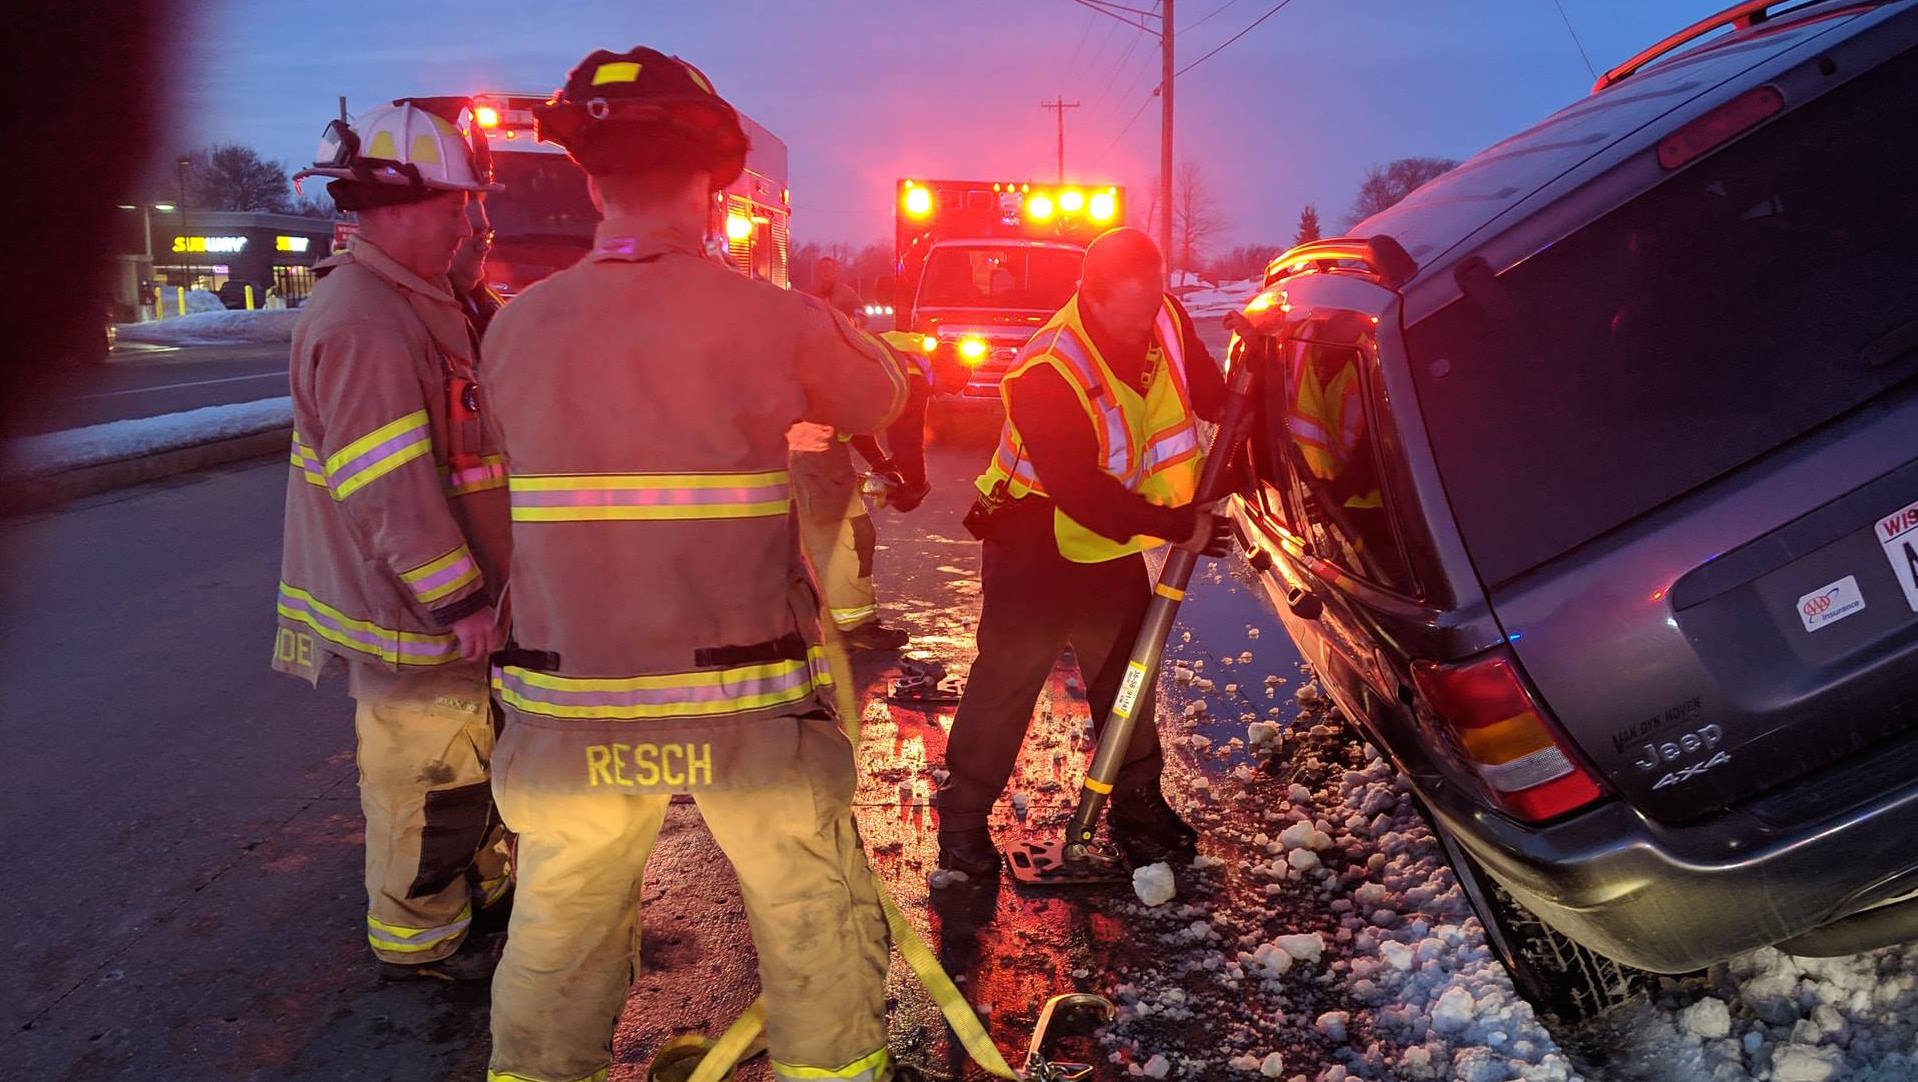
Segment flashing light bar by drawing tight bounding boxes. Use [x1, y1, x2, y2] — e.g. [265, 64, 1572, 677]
[898, 180, 1122, 227]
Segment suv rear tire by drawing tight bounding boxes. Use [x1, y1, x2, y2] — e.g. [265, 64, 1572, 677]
[1427, 814, 1645, 1024]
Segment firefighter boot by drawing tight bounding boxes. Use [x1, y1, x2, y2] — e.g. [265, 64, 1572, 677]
[377, 934, 501, 983]
[937, 827, 1001, 876]
[845, 620, 911, 652]
[1108, 786, 1198, 867]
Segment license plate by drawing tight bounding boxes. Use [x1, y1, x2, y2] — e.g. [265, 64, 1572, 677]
[1878, 497, 1918, 613]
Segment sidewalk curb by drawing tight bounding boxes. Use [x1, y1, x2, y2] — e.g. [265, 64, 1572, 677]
[3, 426, 291, 514]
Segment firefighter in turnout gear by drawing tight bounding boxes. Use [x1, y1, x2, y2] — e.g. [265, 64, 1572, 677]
[479, 48, 929, 1082]
[275, 99, 514, 981]
[935, 227, 1228, 876]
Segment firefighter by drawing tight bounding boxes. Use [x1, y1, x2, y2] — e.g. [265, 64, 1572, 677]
[276, 101, 514, 980]
[934, 227, 1229, 875]
[813, 255, 862, 318]
[479, 47, 930, 1082]
[450, 193, 504, 343]
[792, 256, 917, 650]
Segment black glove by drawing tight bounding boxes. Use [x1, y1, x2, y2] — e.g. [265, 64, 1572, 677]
[890, 480, 931, 513]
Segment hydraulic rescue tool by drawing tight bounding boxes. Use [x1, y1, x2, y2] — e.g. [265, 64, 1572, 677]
[1007, 316, 1262, 886]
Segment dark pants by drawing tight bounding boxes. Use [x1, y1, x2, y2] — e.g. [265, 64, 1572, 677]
[936, 500, 1164, 833]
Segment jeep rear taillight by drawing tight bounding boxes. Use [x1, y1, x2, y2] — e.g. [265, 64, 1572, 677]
[1411, 648, 1604, 822]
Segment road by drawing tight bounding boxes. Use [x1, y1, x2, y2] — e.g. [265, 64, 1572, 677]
[14, 342, 288, 436]
[10, 362, 1800, 1080]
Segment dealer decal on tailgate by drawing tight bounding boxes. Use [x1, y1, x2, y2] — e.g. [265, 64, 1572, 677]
[1880, 498, 1918, 613]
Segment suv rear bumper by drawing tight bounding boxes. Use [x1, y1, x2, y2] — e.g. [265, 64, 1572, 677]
[1425, 745, 1918, 973]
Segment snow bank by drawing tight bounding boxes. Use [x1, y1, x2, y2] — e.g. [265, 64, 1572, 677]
[116, 308, 300, 347]
[1, 396, 292, 476]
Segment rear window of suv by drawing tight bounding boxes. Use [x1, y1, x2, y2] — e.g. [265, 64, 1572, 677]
[1407, 46, 1918, 586]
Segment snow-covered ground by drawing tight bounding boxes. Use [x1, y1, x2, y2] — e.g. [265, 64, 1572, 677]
[1070, 560, 1918, 1082]
[115, 308, 299, 347]
[1181, 277, 1262, 319]
[0, 397, 292, 476]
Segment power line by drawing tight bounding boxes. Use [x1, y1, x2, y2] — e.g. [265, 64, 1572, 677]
[1063, 7, 1099, 78]
[1175, 0, 1297, 77]
[1179, 0, 1241, 34]
[1550, 0, 1598, 82]
[1096, 91, 1158, 164]
[1065, 0, 1159, 34]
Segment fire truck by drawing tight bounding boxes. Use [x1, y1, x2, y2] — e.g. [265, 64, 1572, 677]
[893, 178, 1123, 401]
[469, 93, 791, 295]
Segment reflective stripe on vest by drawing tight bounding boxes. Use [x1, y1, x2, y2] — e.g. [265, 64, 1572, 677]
[1041, 325, 1137, 483]
[508, 470, 791, 522]
[445, 454, 507, 496]
[276, 582, 462, 666]
[494, 644, 833, 721]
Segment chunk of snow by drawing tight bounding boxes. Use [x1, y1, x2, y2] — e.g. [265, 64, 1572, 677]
[1286, 849, 1320, 872]
[928, 868, 970, 890]
[1248, 721, 1282, 748]
[1679, 997, 1732, 1040]
[1272, 933, 1324, 966]
[1771, 1045, 1845, 1082]
[1432, 986, 1476, 1033]
[1315, 1011, 1349, 1041]
[1140, 1053, 1171, 1078]
[1010, 791, 1030, 819]
[1132, 863, 1177, 907]
[1259, 1051, 1286, 1077]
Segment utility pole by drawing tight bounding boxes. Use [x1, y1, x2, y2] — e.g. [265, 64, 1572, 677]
[1160, 0, 1174, 284]
[339, 95, 348, 122]
[1040, 97, 1080, 183]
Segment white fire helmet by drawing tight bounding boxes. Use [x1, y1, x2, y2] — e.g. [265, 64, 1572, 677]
[293, 101, 503, 195]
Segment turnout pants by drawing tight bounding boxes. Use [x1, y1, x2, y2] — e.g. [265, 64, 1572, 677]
[794, 446, 880, 632]
[936, 500, 1164, 832]
[352, 665, 511, 964]
[488, 716, 892, 1082]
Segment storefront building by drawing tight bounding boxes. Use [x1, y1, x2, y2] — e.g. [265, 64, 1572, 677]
[111, 208, 338, 317]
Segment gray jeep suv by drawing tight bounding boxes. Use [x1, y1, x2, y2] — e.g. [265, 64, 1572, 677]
[1226, 0, 1918, 1020]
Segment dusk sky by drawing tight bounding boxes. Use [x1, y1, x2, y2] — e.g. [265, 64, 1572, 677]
[173, 0, 1733, 247]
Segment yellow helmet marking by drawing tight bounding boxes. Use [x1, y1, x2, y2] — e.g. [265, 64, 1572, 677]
[592, 61, 642, 85]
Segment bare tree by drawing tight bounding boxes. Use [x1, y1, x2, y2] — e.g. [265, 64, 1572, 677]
[1171, 160, 1223, 277]
[182, 143, 295, 212]
[1208, 244, 1275, 283]
[1344, 157, 1459, 229]
[1292, 205, 1322, 247]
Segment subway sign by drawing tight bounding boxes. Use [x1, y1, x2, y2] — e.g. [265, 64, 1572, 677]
[172, 235, 247, 254]
[276, 235, 310, 253]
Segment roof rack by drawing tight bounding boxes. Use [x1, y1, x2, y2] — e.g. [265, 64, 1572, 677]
[1263, 236, 1419, 289]
[1593, 0, 1839, 92]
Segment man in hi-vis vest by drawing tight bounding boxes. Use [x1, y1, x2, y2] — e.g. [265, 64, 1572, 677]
[478, 47, 931, 1082]
[275, 100, 513, 981]
[935, 227, 1229, 876]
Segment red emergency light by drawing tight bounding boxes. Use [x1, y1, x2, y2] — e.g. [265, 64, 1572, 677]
[896, 179, 1122, 235]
